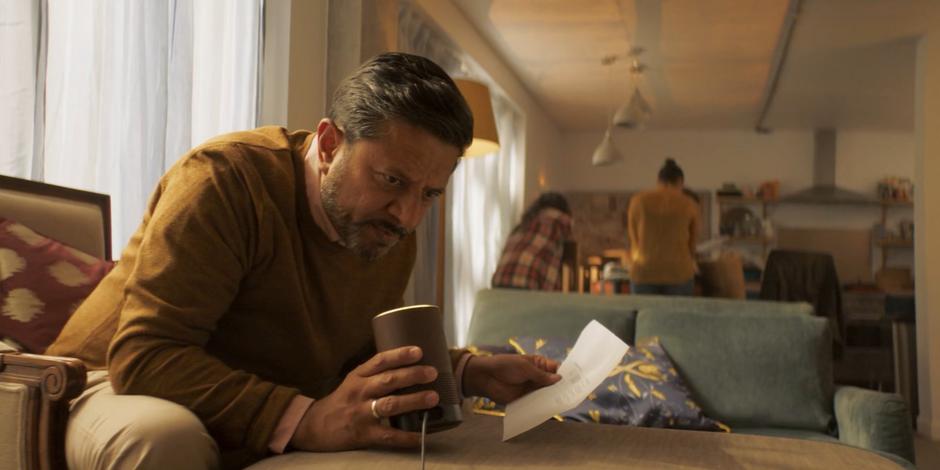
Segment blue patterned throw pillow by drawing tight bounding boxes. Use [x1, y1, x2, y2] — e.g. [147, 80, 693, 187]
[470, 336, 729, 432]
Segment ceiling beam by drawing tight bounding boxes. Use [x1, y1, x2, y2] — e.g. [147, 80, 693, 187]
[755, 0, 803, 133]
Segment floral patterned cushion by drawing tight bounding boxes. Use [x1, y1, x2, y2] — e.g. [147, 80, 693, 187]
[470, 336, 729, 432]
[0, 217, 114, 353]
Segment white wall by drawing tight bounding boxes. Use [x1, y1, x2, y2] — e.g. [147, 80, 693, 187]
[915, 29, 940, 441]
[556, 128, 914, 231]
[836, 131, 916, 195]
[558, 129, 815, 194]
[557, 129, 913, 198]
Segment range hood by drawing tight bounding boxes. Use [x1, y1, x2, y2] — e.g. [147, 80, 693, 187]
[779, 129, 879, 206]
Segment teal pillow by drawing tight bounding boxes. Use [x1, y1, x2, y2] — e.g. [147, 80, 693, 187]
[470, 336, 728, 432]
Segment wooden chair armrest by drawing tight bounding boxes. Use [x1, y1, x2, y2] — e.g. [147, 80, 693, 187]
[0, 352, 86, 470]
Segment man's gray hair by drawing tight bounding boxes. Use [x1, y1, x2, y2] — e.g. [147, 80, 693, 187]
[329, 52, 474, 154]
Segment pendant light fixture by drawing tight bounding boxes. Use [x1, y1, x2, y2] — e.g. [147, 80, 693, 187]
[613, 48, 652, 129]
[592, 128, 621, 166]
[614, 88, 653, 129]
[592, 55, 623, 166]
[453, 78, 501, 157]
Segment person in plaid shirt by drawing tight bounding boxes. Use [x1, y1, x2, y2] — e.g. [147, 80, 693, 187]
[492, 192, 573, 290]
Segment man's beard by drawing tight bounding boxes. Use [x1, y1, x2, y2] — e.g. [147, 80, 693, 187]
[321, 172, 409, 261]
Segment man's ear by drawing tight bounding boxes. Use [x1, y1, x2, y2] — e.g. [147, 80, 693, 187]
[316, 118, 343, 172]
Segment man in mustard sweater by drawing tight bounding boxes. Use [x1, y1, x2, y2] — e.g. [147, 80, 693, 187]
[47, 53, 560, 469]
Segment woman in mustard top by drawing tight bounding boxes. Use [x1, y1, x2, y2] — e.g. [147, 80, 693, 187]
[627, 159, 700, 296]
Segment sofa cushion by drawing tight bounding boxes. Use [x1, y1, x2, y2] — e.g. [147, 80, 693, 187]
[0, 218, 114, 353]
[467, 289, 637, 346]
[471, 336, 728, 432]
[635, 308, 833, 432]
[467, 289, 814, 347]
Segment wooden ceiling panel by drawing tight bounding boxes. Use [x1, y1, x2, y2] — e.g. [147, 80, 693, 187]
[488, 0, 627, 25]
[452, 0, 935, 132]
[658, 0, 788, 59]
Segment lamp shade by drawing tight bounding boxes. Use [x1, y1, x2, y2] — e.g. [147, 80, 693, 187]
[592, 128, 622, 166]
[454, 78, 500, 157]
[613, 88, 653, 129]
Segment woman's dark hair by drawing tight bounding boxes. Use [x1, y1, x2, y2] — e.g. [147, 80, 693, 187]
[658, 158, 684, 184]
[329, 52, 474, 154]
[522, 192, 571, 224]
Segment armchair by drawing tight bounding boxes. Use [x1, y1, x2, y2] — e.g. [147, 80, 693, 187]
[0, 174, 111, 470]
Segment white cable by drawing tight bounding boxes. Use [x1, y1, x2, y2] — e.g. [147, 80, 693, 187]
[420, 411, 429, 470]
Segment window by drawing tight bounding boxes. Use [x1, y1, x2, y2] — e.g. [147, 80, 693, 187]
[2, 0, 263, 255]
[0, 0, 43, 180]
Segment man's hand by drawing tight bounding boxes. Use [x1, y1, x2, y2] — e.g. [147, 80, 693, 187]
[289, 346, 439, 451]
[463, 354, 561, 404]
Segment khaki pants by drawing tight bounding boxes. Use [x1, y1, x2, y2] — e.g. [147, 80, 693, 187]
[66, 370, 221, 470]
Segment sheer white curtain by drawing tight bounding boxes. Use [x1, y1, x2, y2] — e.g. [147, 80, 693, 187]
[398, 3, 525, 346]
[39, 0, 261, 255]
[445, 95, 524, 346]
[190, 1, 262, 150]
[44, 1, 170, 254]
[0, 0, 43, 179]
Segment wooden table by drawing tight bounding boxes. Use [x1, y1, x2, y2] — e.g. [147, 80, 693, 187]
[248, 410, 903, 469]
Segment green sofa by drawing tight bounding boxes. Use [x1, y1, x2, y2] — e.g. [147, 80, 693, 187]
[466, 288, 915, 468]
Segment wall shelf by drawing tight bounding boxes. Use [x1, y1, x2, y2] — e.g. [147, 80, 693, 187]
[879, 200, 913, 219]
[878, 200, 914, 269]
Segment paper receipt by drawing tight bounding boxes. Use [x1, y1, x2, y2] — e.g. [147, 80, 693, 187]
[502, 320, 629, 440]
